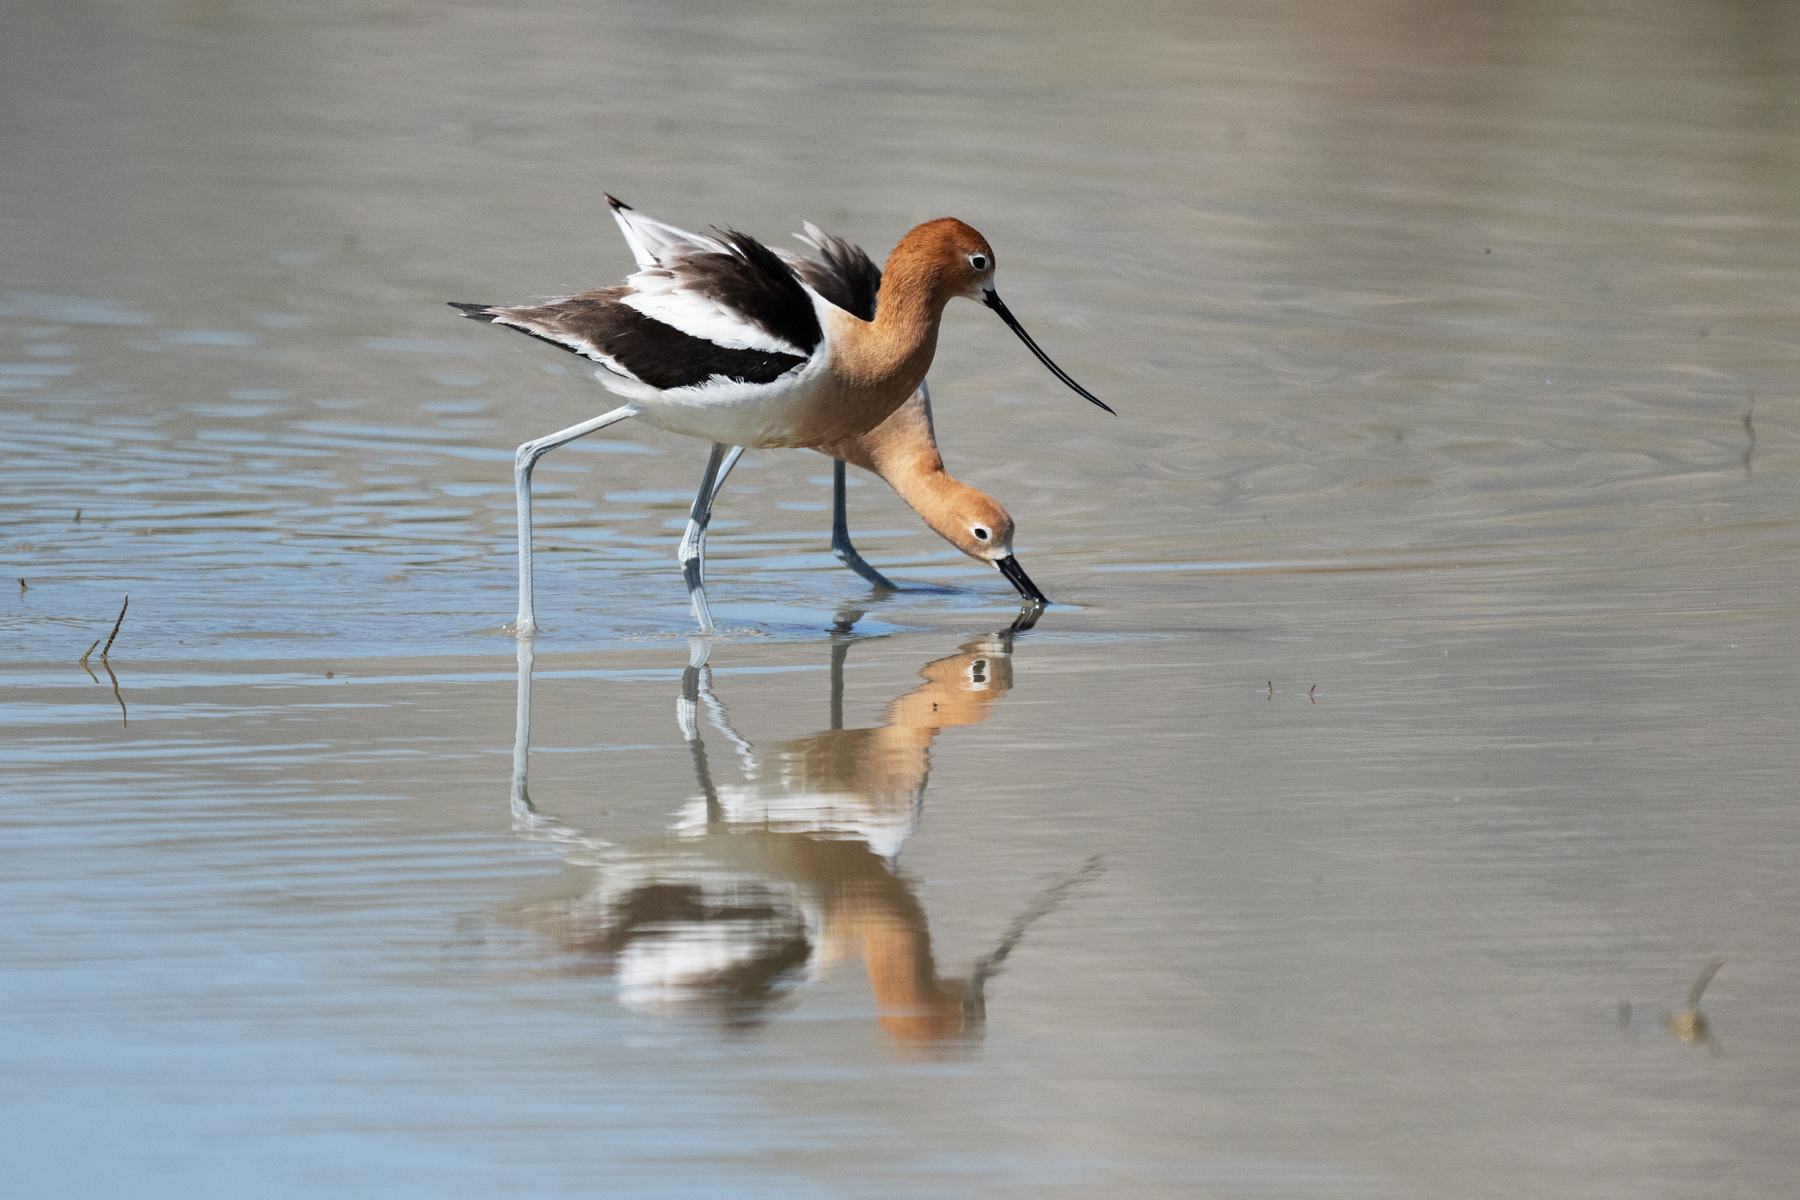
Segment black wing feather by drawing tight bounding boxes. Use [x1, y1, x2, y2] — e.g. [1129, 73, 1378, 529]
[786, 231, 882, 322]
[675, 229, 822, 353]
[448, 295, 805, 391]
[448, 227, 824, 390]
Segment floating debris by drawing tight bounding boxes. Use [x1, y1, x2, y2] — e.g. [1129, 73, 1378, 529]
[1667, 957, 1724, 1055]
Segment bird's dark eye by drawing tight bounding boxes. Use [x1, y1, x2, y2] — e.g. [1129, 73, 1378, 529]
[970, 254, 988, 271]
[973, 526, 989, 540]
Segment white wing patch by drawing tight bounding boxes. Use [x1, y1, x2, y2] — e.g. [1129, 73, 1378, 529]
[609, 206, 726, 269]
[619, 266, 809, 356]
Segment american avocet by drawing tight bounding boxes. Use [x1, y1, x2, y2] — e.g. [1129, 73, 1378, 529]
[451, 196, 1108, 635]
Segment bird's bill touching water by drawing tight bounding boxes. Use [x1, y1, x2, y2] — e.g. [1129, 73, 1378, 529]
[995, 555, 1049, 605]
[982, 290, 1114, 415]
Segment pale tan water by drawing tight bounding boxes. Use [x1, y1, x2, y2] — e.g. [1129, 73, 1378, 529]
[3, 1, 1799, 1196]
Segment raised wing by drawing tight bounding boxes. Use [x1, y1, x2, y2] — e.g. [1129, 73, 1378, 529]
[451, 291, 809, 391]
[606, 194, 727, 269]
[451, 202, 830, 392]
[607, 196, 879, 322]
[449, 228, 822, 392]
[620, 230, 821, 357]
[778, 221, 882, 322]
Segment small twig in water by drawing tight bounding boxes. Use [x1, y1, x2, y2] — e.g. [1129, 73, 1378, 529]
[100, 594, 129, 659]
[1686, 956, 1724, 1010]
[103, 657, 127, 728]
[1267, 680, 1273, 700]
[17, 577, 25, 593]
[74, 508, 81, 523]
[1309, 684, 1317, 703]
[79, 638, 101, 667]
[1743, 393, 1756, 480]
[969, 856, 1105, 993]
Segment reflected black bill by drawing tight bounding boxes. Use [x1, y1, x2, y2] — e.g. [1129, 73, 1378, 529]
[996, 555, 1049, 605]
[1006, 604, 1043, 633]
[983, 290, 1114, 415]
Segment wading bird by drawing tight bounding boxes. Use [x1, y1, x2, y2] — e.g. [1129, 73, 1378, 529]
[452, 196, 1108, 635]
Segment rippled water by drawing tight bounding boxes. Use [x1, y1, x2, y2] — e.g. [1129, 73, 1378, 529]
[4, 1, 1798, 1196]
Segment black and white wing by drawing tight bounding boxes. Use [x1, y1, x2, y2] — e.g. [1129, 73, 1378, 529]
[605, 194, 728, 269]
[450, 229, 823, 393]
[777, 222, 882, 322]
[608, 197, 880, 324]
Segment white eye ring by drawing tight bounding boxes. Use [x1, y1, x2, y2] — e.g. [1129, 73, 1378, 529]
[972, 526, 990, 541]
[969, 254, 988, 271]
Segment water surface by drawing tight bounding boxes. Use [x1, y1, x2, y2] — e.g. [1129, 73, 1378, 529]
[3, 1, 1798, 1196]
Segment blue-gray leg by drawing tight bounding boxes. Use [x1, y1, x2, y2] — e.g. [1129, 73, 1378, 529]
[831, 458, 897, 590]
[679, 443, 745, 633]
[513, 403, 640, 635]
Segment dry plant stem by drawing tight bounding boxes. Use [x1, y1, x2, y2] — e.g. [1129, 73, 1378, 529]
[970, 856, 1104, 991]
[1687, 957, 1724, 1009]
[1743, 393, 1756, 479]
[100, 594, 129, 659]
[104, 658, 127, 728]
[79, 638, 101, 667]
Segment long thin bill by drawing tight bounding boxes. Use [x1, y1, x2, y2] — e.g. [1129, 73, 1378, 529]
[984, 290, 1114, 414]
[996, 555, 1050, 605]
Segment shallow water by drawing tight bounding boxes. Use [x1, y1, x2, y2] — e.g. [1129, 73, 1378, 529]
[4, 1, 1799, 1196]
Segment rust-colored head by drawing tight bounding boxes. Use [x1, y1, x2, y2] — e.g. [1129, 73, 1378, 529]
[877, 980, 981, 1053]
[912, 474, 1015, 563]
[912, 476, 1048, 604]
[886, 218, 998, 303]
[885, 218, 1113, 415]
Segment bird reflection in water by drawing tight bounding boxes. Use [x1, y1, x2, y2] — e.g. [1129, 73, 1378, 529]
[504, 620, 1096, 1055]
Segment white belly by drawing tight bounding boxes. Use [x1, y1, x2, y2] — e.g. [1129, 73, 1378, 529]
[591, 352, 832, 449]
